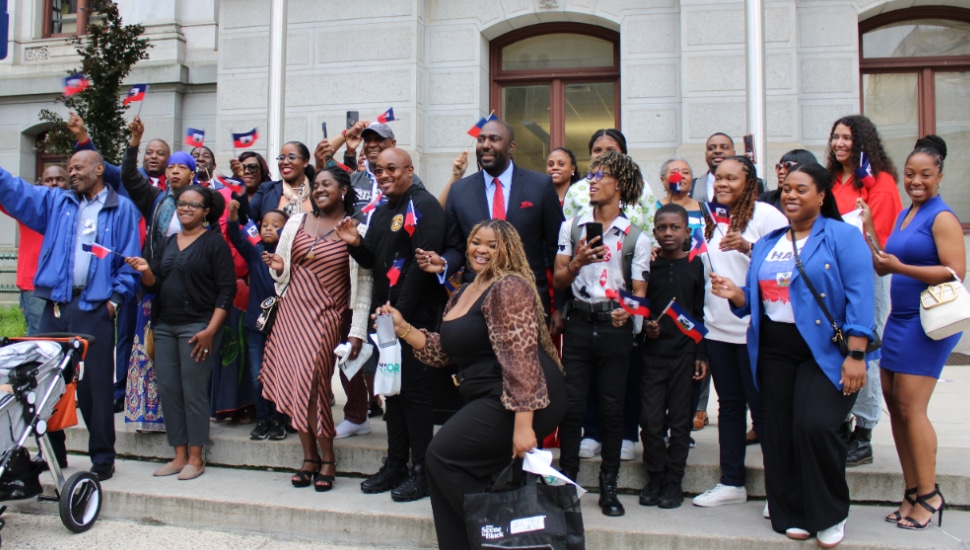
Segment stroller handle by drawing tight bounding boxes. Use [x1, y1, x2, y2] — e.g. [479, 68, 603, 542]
[23, 333, 96, 345]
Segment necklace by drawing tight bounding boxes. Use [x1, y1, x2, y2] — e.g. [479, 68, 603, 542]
[306, 214, 322, 261]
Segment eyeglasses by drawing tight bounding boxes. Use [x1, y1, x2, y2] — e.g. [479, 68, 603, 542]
[372, 164, 412, 177]
[276, 154, 306, 162]
[586, 170, 613, 182]
[241, 163, 260, 174]
[775, 161, 798, 171]
[176, 200, 204, 210]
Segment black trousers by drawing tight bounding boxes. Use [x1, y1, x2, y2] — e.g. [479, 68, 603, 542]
[760, 319, 857, 534]
[706, 339, 764, 486]
[581, 345, 642, 442]
[640, 353, 694, 484]
[559, 316, 632, 477]
[40, 299, 117, 466]
[426, 359, 566, 550]
[385, 339, 434, 468]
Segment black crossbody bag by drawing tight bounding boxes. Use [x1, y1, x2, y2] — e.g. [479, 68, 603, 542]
[790, 228, 881, 356]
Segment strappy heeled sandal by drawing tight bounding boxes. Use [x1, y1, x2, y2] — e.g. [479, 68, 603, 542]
[314, 460, 336, 492]
[292, 459, 322, 488]
[898, 487, 945, 530]
[885, 486, 917, 523]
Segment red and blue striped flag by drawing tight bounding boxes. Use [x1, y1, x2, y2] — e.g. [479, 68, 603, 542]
[376, 108, 395, 123]
[123, 83, 148, 105]
[664, 301, 708, 343]
[232, 128, 259, 149]
[467, 113, 496, 138]
[404, 199, 421, 237]
[63, 73, 90, 96]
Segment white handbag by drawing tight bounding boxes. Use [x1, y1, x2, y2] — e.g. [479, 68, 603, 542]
[919, 267, 970, 340]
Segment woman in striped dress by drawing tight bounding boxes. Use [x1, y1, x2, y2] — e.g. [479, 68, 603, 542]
[261, 166, 372, 491]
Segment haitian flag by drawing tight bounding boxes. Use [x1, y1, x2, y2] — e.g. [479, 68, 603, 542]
[243, 219, 261, 245]
[376, 107, 396, 123]
[63, 73, 90, 96]
[664, 301, 708, 344]
[467, 113, 496, 138]
[215, 175, 244, 195]
[232, 128, 258, 149]
[386, 256, 406, 287]
[667, 171, 685, 193]
[688, 226, 708, 262]
[855, 152, 876, 188]
[404, 199, 421, 237]
[705, 201, 731, 225]
[361, 191, 384, 214]
[604, 288, 651, 317]
[123, 83, 148, 105]
[82, 243, 111, 259]
[185, 128, 205, 148]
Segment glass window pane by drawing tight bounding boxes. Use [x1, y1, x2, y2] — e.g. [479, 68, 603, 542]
[863, 19, 970, 58]
[501, 34, 613, 71]
[935, 71, 970, 221]
[563, 82, 617, 171]
[502, 85, 551, 174]
[861, 73, 914, 205]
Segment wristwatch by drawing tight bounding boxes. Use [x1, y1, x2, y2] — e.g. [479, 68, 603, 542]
[848, 349, 866, 361]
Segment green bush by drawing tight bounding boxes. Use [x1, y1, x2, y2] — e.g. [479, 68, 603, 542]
[0, 305, 27, 338]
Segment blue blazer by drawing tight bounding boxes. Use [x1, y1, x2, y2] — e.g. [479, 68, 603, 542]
[732, 216, 876, 391]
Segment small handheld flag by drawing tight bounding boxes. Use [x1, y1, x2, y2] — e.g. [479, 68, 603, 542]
[243, 219, 261, 245]
[232, 128, 259, 149]
[604, 288, 651, 317]
[361, 191, 384, 214]
[855, 152, 876, 188]
[663, 301, 708, 344]
[376, 108, 396, 124]
[688, 226, 708, 262]
[706, 201, 731, 225]
[63, 73, 90, 96]
[82, 243, 112, 259]
[123, 84, 148, 106]
[668, 171, 684, 193]
[404, 199, 421, 237]
[386, 256, 406, 287]
[215, 175, 244, 195]
[185, 128, 205, 148]
[467, 113, 496, 138]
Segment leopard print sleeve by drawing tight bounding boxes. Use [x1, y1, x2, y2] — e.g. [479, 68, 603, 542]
[482, 276, 550, 412]
[411, 290, 461, 368]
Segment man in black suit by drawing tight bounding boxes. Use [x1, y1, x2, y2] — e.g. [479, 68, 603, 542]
[417, 119, 563, 314]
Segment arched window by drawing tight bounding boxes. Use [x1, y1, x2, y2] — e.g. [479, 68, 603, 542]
[860, 7, 970, 219]
[491, 24, 620, 173]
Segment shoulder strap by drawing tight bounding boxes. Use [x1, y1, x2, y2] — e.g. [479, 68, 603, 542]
[622, 223, 642, 291]
[570, 216, 583, 256]
[790, 227, 837, 330]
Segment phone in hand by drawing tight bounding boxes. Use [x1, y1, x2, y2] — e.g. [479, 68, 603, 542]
[375, 314, 397, 348]
[346, 111, 359, 129]
[585, 222, 603, 251]
[321, 122, 328, 139]
[865, 232, 883, 254]
[743, 134, 756, 165]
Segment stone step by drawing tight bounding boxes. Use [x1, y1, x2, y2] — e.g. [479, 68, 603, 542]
[9, 456, 969, 550]
[61, 414, 970, 507]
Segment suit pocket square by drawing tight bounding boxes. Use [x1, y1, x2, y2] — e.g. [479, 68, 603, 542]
[519, 201, 534, 208]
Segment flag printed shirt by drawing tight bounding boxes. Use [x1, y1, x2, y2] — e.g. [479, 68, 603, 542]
[757, 236, 807, 324]
[557, 212, 651, 304]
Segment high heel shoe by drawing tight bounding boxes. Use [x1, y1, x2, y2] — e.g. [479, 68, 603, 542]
[897, 487, 944, 530]
[314, 460, 336, 492]
[292, 459, 321, 488]
[885, 486, 917, 523]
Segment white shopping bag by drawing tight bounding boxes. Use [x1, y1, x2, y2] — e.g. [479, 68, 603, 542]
[523, 448, 587, 498]
[334, 341, 374, 380]
[369, 333, 402, 397]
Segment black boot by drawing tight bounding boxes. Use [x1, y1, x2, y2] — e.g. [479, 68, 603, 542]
[598, 471, 625, 517]
[846, 427, 873, 467]
[658, 482, 683, 509]
[391, 463, 429, 502]
[838, 420, 853, 443]
[360, 458, 408, 494]
[638, 474, 662, 506]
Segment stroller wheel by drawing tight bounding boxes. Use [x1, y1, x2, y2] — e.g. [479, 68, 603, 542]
[58, 471, 102, 533]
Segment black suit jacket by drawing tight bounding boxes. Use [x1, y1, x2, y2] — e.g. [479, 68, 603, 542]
[442, 164, 563, 312]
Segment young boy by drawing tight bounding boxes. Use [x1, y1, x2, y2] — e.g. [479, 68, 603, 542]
[227, 201, 289, 441]
[639, 203, 708, 509]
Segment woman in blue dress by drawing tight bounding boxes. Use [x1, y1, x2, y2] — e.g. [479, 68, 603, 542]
[860, 135, 965, 530]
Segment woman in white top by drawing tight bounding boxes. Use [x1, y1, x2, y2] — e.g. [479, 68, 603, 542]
[692, 156, 788, 508]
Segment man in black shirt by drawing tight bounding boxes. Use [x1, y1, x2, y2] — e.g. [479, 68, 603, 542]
[337, 147, 447, 502]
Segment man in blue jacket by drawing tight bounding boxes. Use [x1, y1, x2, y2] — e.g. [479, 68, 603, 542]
[0, 150, 142, 481]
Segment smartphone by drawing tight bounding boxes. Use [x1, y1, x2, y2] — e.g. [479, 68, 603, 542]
[346, 110, 359, 129]
[585, 222, 603, 250]
[865, 232, 883, 254]
[375, 314, 397, 348]
[743, 133, 757, 165]
[321, 122, 328, 139]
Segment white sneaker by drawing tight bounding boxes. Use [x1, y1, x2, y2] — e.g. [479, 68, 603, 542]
[578, 438, 602, 459]
[619, 439, 636, 461]
[334, 419, 372, 439]
[817, 519, 846, 548]
[785, 527, 810, 540]
[763, 502, 771, 519]
[691, 483, 747, 507]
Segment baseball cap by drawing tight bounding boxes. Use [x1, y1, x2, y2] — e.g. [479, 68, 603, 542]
[361, 122, 395, 140]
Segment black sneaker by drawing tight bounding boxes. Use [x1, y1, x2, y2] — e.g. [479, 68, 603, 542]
[659, 482, 684, 509]
[391, 464, 429, 502]
[368, 400, 384, 418]
[639, 475, 662, 506]
[267, 419, 288, 441]
[90, 462, 115, 481]
[361, 459, 408, 494]
[250, 419, 271, 440]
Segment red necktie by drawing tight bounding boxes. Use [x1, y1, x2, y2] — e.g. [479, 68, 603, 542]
[492, 178, 505, 220]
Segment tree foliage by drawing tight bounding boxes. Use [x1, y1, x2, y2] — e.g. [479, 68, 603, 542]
[38, 0, 151, 164]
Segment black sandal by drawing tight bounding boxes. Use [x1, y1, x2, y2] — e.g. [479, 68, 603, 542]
[898, 487, 945, 530]
[314, 460, 336, 492]
[885, 486, 917, 523]
[292, 459, 321, 488]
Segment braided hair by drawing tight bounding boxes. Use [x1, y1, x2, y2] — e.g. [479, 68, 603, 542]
[825, 115, 898, 188]
[907, 134, 947, 173]
[589, 151, 643, 208]
[704, 156, 758, 241]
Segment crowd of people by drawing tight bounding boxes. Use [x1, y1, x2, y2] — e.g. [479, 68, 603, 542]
[0, 108, 963, 549]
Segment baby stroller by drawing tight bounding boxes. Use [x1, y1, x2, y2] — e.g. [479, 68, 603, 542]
[0, 334, 102, 545]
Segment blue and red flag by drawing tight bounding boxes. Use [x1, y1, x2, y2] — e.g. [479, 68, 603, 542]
[855, 152, 876, 188]
[467, 113, 496, 138]
[82, 243, 112, 259]
[376, 107, 396, 124]
[63, 73, 90, 96]
[386, 256, 406, 287]
[663, 301, 708, 344]
[404, 199, 421, 237]
[232, 128, 258, 149]
[705, 201, 731, 225]
[123, 83, 148, 105]
[604, 288, 651, 317]
[215, 175, 244, 195]
[667, 171, 685, 193]
[361, 191, 384, 214]
[185, 128, 205, 148]
[688, 226, 708, 262]
[243, 219, 261, 245]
